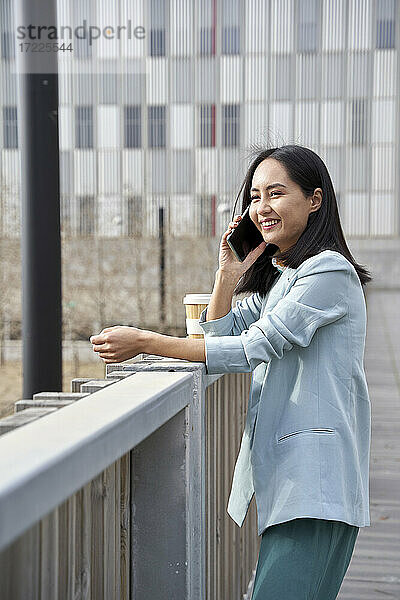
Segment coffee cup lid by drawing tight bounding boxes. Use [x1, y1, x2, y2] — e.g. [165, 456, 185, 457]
[183, 294, 212, 304]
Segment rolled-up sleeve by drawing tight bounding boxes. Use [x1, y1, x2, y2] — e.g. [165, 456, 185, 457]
[202, 254, 350, 375]
[198, 291, 264, 337]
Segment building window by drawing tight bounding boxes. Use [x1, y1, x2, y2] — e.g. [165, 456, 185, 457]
[222, 26, 240, 55]
[222, 104, 239, 147]
[200, 27, 214, 55]
[150, 29, 165, 56]
[199, 0, 216, 55]
[351, 99, 368, 145]
[376, 0, 395, 49]
[3, 106, 18, 149]
[150, 0, 166, 56]
[199, 104, 216, 147]
[124, 106, 142, 148]
[75, 106, 93, 148]
[221, 0, 240, 54]
[148, 105, 166, 148]
[127, 196, 143, 237]
[297, 0, 318, 53]
[79, 196, 95, 235]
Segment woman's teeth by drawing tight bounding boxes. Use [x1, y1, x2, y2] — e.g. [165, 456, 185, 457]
[262, 220, 280, 230]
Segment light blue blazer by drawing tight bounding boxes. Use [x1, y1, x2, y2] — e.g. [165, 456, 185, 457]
[199, 250, 371, 536]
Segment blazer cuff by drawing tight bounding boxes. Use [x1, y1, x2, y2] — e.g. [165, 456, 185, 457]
[198, 306, 234, 337]
[204, 335, 252, 374]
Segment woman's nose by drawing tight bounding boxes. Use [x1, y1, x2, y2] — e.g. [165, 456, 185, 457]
[258, 195, 272, 210]
[258, 202, 273, 216]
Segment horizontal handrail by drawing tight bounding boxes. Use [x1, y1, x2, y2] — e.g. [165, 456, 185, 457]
[0, 370, 193, 551]
[106, 356, 223, 388]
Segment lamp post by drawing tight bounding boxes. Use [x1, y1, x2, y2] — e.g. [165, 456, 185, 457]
[16, 0, 62, 398]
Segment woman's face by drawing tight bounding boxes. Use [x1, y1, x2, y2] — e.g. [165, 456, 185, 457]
[248, 158, 322, 254]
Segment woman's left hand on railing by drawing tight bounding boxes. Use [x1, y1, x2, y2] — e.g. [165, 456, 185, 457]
[90, 327, 207, 364]
[90, 326, 146, 364]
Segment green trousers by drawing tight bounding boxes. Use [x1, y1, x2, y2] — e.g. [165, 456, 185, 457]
[251, 518, 359, 600]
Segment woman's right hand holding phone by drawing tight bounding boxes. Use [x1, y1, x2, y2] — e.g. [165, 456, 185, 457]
[218, 215, 267, 284]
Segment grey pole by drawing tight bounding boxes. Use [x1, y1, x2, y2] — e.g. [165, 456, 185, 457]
[15, 0, 62, 397]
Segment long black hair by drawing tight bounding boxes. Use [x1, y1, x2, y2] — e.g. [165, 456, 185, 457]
[231, 144, 373, 298]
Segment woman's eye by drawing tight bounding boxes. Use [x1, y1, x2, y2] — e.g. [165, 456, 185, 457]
[251, 192, 279, 200]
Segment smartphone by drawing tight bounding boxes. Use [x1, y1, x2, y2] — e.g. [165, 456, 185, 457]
[226, 206, 279, 262]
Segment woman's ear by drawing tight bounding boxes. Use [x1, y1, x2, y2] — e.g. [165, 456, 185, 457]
[310, 188, 322, 212]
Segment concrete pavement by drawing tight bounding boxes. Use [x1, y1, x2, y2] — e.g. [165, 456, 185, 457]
[339, 288, 400, 599]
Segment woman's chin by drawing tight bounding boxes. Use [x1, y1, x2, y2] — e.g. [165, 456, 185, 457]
[261, 230, 280, 242]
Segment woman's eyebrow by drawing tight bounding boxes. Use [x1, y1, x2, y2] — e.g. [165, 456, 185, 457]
[251, 182, 287, 192]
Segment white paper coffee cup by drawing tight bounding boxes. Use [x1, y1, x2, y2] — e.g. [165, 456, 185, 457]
[183, 293, 212, 338]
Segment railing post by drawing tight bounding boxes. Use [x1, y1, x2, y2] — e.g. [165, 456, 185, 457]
[130, 406, 189, 598]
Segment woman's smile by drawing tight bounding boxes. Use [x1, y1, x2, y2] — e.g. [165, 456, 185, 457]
[261, 220, 281, 231]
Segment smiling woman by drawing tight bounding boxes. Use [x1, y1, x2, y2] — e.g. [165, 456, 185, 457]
[193, 144, 373, 600]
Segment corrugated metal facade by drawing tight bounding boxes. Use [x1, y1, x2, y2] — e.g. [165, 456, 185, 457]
[0, 0, 399, 238]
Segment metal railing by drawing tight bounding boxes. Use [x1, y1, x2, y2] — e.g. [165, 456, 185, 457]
[0, 355, 259, 599]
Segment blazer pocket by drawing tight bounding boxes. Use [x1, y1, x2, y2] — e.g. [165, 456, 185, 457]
[277, 427, 336, 444]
